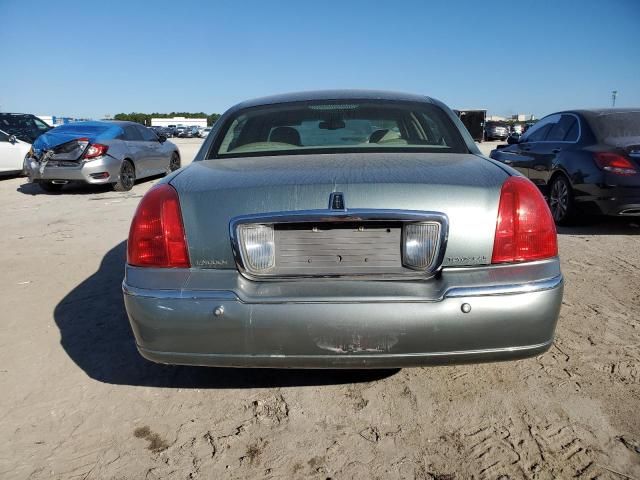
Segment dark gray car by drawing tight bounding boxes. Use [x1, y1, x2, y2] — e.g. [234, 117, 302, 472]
[485, 121, 510, 141]
[123, 90, 563, 368]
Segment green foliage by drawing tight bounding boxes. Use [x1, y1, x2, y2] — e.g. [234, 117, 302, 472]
[207, 113, 221, 126]
[113, 112, 222, 126]
[113, 112, 151, 125]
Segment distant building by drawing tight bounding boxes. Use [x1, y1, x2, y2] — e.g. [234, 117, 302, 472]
[512, 113, 536, 122]
[486, 115, 506, 122]
[151, 116, 207, 128]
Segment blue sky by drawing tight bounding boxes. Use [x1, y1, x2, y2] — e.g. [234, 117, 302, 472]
[1, 0, 638, 119]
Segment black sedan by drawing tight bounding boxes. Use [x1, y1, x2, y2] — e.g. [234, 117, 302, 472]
[490, 109, 640, 224]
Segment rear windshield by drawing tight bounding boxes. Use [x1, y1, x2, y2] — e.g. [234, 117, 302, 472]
[212, 100, 468, 158]
[0, 114, 51, 143]
[589, 111, 640, 142]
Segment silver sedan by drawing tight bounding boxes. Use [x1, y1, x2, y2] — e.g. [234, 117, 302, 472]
[26, 120, 181, 192]
[123, 90, 563, 368]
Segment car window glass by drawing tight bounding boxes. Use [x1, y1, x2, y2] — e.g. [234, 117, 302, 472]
[526, 124, 552, 142]
[564, 118, 579, 141]
[0, 114, 49, 143]
[33, 118, 50, 133]
[138, 126, 158, 141]
[0, 130, 8, 142]
[123, 125, 143, 141]
[547, 114, 578, 142]
[588, 111, 640, 141]
[523, 114, 560, 142]
[215, 101, 468, 157]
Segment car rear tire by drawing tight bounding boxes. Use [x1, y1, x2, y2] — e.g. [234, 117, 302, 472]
[169, 153, 180, 173]
[113, 160, 135, 192]
[549, 175, 576, 225]
[38, 181, 64, 193]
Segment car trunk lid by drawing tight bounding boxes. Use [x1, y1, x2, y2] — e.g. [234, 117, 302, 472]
[170, 152, 508, 271]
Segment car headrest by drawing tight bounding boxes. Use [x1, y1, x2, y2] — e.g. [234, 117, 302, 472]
[369, 129, 389, 143]
[269, 126, 301, 146]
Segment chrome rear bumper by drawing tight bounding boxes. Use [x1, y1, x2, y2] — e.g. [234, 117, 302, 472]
[123, 259, 563, 368]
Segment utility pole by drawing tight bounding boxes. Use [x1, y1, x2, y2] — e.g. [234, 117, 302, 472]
[612, 90, 618, 107]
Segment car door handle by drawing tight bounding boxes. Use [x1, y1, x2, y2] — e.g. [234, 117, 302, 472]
[502, 159, 513, 165]
[551, 148, 561, 154]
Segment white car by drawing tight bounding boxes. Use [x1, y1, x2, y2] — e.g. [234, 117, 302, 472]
[0, 113, 51, 175]
[201, 126, 212, 137]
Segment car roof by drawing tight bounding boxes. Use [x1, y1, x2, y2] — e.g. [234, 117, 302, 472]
[233, 89, 435, 110]
[0, 112, 39, 117]
[56, 120, 147, 129]
[105, 120, 144, 127]
[554, 108, 640, 119]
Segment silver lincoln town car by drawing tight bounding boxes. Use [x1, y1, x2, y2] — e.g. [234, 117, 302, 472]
[123, 90, 563, 368]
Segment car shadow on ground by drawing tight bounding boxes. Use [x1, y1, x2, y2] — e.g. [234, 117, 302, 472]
[0, 172, 24, 181]
[557, 216, 640, 236]
[53, 241, 398, 388]
[16, 174, 165, 196]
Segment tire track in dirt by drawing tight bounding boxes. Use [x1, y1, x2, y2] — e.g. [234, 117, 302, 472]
[461, 416, 612, 479]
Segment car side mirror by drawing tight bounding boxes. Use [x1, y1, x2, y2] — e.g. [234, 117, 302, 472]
[507, 134, 520, 145]
[158, 134, 167, 143]
[8, 135, 17, 144]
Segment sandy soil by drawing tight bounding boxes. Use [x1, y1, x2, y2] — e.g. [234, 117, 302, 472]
[0, 138, 638, 479]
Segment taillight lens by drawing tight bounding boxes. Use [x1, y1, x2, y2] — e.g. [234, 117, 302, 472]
[593, 152, 637, 175]
[492, 176, 557, 264]
[83, 143, 109, 160]
[127, 184, 190, 268]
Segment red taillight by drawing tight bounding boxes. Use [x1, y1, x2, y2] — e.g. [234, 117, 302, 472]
[593, 152, 637, 175]
[127, 184, 190, 268]
[83, 143, 109, 159]
[492, 176, 558, 264]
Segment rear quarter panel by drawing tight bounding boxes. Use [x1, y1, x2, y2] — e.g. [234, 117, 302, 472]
[103, 139, 128, 162]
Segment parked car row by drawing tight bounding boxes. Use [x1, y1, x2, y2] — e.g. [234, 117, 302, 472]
[149, 126, 174, 138]
[176, 125, 201, 138]
[5, 90, 638, 371]
[150, 124, 207, 138]
[484, 121, 528, 141]
[3, 103, 639, 227]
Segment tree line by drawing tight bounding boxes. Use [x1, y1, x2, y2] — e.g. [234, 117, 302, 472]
[113, 112, 221, 126]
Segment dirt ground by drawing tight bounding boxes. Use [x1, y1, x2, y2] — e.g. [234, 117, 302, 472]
[0, 139, 638, 479]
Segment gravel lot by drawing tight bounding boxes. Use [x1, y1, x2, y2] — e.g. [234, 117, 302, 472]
[1, 138, 638, 479]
